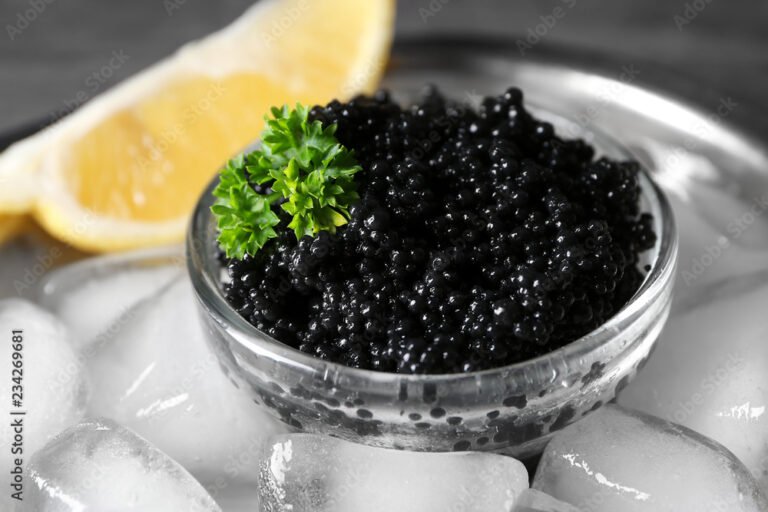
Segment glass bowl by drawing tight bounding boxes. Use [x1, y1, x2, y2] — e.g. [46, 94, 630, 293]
[186, 111, 678, 458]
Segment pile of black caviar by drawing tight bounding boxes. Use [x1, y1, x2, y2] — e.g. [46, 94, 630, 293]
[221, 87, 656, 374]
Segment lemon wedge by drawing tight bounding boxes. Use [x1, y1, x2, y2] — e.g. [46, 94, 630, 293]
[0, 0, 394, 252]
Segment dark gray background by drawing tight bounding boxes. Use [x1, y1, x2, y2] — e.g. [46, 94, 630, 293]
[0, 0, 766, 133]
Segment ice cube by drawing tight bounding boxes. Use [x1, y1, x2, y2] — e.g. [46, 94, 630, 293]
[25, 418, 221, 511]
[39, 248, 182, 349]
[533, 404, 768, 512]
[86, 274, 283, 487]
[512, 489, 582, 511]
[259, 433, 528, 512]
[0, 301, 88, 491]
[620, 276, 768, 489]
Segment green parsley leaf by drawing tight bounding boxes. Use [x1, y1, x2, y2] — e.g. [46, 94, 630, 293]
[211, 104, 362, 258]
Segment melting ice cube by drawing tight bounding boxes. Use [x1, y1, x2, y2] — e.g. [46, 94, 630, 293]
[0, 299, 88, 509]
[86, 273, 283, 489]
[259, 433, 529, 512]
[25, 418, 221, 511]
[533, 404, 768, 511]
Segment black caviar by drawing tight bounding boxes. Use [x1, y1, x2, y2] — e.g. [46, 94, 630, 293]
[221, 87, 656, 374]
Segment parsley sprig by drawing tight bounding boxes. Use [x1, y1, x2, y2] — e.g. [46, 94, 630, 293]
[212, 104, 362, 259]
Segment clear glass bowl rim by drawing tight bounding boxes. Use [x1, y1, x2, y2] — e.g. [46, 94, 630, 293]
[186, 124, 678, 387]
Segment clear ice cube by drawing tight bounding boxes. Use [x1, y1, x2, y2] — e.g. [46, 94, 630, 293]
[86, 273, 283, 487]
[620, 276, 768, 489]
[533, 404, 768, 511]
[25, 418, 221, 511]
[0, 299, 88, 507]
[259, 433, 529, 512]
